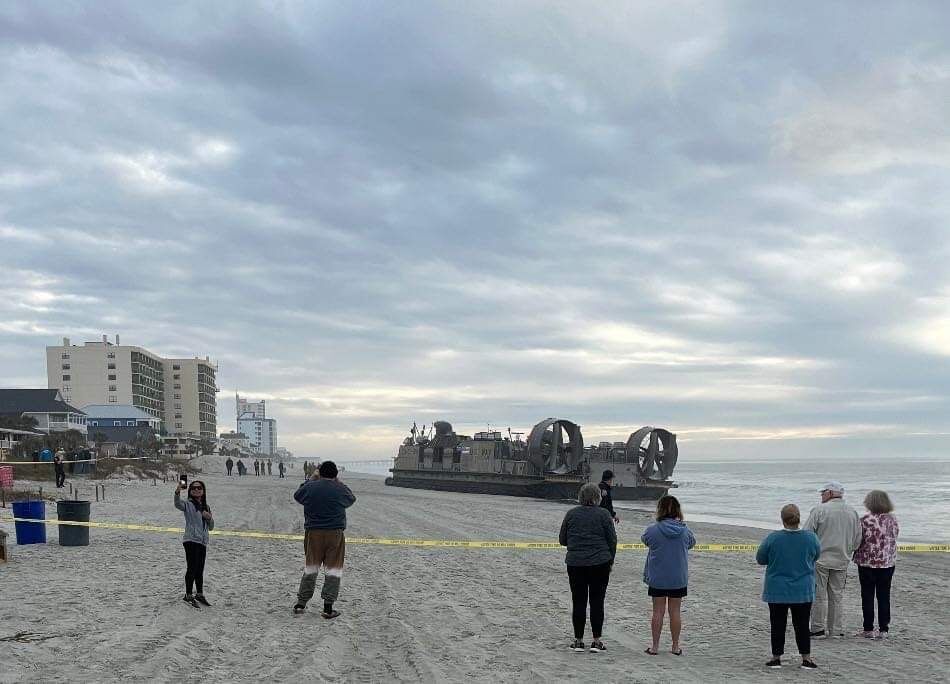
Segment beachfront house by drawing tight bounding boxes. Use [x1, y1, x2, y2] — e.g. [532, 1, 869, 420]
[0, 389, 88, 435]
[0, 426, 45, 461]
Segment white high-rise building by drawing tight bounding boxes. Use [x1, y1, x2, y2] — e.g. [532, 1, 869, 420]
[237, 413, 277, 455]
[46, 335, 218, 437]
[235, 393, 276, 455]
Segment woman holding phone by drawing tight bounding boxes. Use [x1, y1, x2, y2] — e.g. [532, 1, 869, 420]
[174, 476, 214, 606]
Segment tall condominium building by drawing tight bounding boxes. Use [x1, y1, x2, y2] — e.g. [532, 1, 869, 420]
[235, 393, 276, 455]
[46, 335, 218, 437]
[237, 413, 277, 455]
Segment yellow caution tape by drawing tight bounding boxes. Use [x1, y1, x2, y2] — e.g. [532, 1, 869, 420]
[1, 516, 947, 552]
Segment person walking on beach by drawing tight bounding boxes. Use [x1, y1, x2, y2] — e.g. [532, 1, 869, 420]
[278, 461, 286, 479]
[236, 459, 245, 476]
[53, 451, 66, 488]
[173, 479, 214, 607]
[292, 461, 356, 619]
[254, 459, 260, 476]
[641, 495, 695, 656]
[225, 457, 234, 476]
[598, 470, 619, 524]
[804, 481, 862, 638]
[853, 490, 899, 639]
[267, 459, 273, 476]
[559, 482, 616, 653]
[756, 504, 821, 670]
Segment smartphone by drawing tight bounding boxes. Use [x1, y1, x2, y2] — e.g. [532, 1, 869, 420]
[179, 474, 187, 486]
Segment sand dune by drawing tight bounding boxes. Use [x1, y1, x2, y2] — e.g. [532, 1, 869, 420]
[2, 469, 947, 682]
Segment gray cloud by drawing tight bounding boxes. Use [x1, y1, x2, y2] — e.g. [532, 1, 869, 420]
[2, 1, 949, 460]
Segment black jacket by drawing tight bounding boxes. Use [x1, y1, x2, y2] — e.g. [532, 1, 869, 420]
[598, 481, 615, 517]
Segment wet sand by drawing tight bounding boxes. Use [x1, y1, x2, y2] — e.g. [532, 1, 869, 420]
[1, 465, 947, 682]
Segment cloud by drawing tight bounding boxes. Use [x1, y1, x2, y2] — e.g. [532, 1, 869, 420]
[1, 1, 949, 460]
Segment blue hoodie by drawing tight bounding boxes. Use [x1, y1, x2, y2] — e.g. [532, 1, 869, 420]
[641, 519, 696, 590]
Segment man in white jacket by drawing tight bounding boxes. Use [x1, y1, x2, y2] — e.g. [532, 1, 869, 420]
[804, 480, 862, 637]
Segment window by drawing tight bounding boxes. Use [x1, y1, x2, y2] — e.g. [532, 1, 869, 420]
[62, 363, 70, 370]
[114, 421, 121, 426]
[109, 385, 116, 392]
[62, 352, 70, 359]
[175, 413, 182, 419]
[174, 403, 181, 409]
[173, 364, 180, 370]
[174, 394, 181, 399]
[173, 374, 180, 380]
[108, 352, 115, 358]
[175, 422, 183, 429]
[109, 395, 117, 403]
[107, 363, 116, 369]
[62, 374, 71, 381]
[108, 375, 116, 380]
[127, 421, 135, 426]
[90, 421, 98, 426]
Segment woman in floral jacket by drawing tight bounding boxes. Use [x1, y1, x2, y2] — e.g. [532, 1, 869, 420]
[852, 490, 899, 638]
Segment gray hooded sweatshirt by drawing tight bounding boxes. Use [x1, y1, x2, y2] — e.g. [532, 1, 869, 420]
[174, 490, 214, 545]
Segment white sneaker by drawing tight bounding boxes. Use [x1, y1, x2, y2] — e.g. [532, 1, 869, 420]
[875, 631, 889, 640]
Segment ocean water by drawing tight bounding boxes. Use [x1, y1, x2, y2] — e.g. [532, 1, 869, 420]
[344, 455, 950, 542]
[616, 455, 950, 543]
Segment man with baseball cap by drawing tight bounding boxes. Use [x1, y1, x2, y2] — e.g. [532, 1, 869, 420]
[804, 480, 862, 637]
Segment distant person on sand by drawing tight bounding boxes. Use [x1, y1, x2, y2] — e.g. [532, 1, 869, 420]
[641, 495, 695, 656]
[804, 481, 862, 638]
[53, 451, 66, 488]
[254, 460, 260, 476]
[236, 459, 245, 476]
[559, 482, 616, 653]
[278, 461, 285, 479]
[225, 457, 234, 476]
[174, 479, 214, 607]
[756, 504, 821, 670]
[853, 490, 899, 639]
[267, 459, 273, 476]
[292, 460, 356, 619]
[598, 470, 619, 524]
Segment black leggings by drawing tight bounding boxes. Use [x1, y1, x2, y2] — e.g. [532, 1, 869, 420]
[768, 602, 811, 657]
[567, 562, 611, 640]
[858, 565, 895, 632]
[183, 542, 207, 595]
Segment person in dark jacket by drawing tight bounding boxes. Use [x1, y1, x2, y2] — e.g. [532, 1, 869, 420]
[53, 452, 66, 488]
[225, 457, 234, 476]
[236, 459, 245, 476]
[173, 480, 214, 606]
[254, 459, 260, 476]
[278, 461, 286, 478]
[756, 504, 821, 670]
[559, 482, 617, 653]
[642, 495, 695, 656]
[598, 470, 619, 524]
[292, 461, 356, 619]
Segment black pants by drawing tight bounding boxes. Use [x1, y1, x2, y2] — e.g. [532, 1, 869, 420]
[858, 565, 895, 632]
[183, 541, 207, 595]
[768, 602, 811, 657]
[226, 466, 232, 475]
[55, 470, 66, 487]
[567, 562, 611, 639]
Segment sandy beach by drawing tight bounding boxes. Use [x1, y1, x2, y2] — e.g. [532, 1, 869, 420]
[1, 465, 947, 683]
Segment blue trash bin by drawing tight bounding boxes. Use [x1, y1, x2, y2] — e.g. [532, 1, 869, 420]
[12, 500, 47, 545]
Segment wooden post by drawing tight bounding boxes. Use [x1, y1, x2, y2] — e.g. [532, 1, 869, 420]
[1, 486, 5, 508]
[0, 529, 7, 563]
[95, 486, 99, 502]
[101, 485, 105, 501]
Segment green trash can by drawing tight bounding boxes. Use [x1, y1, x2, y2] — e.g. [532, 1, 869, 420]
[57, 500, 91, 546]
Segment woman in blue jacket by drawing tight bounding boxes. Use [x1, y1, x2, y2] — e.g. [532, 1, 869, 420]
[756, 504, 821, 670]
[641, 495, 695, 656]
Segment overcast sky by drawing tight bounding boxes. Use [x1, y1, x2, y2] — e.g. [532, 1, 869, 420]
[2, 2, 949, 461]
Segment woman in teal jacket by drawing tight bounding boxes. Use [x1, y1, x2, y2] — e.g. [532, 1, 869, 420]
[756, 504, 821, 670]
